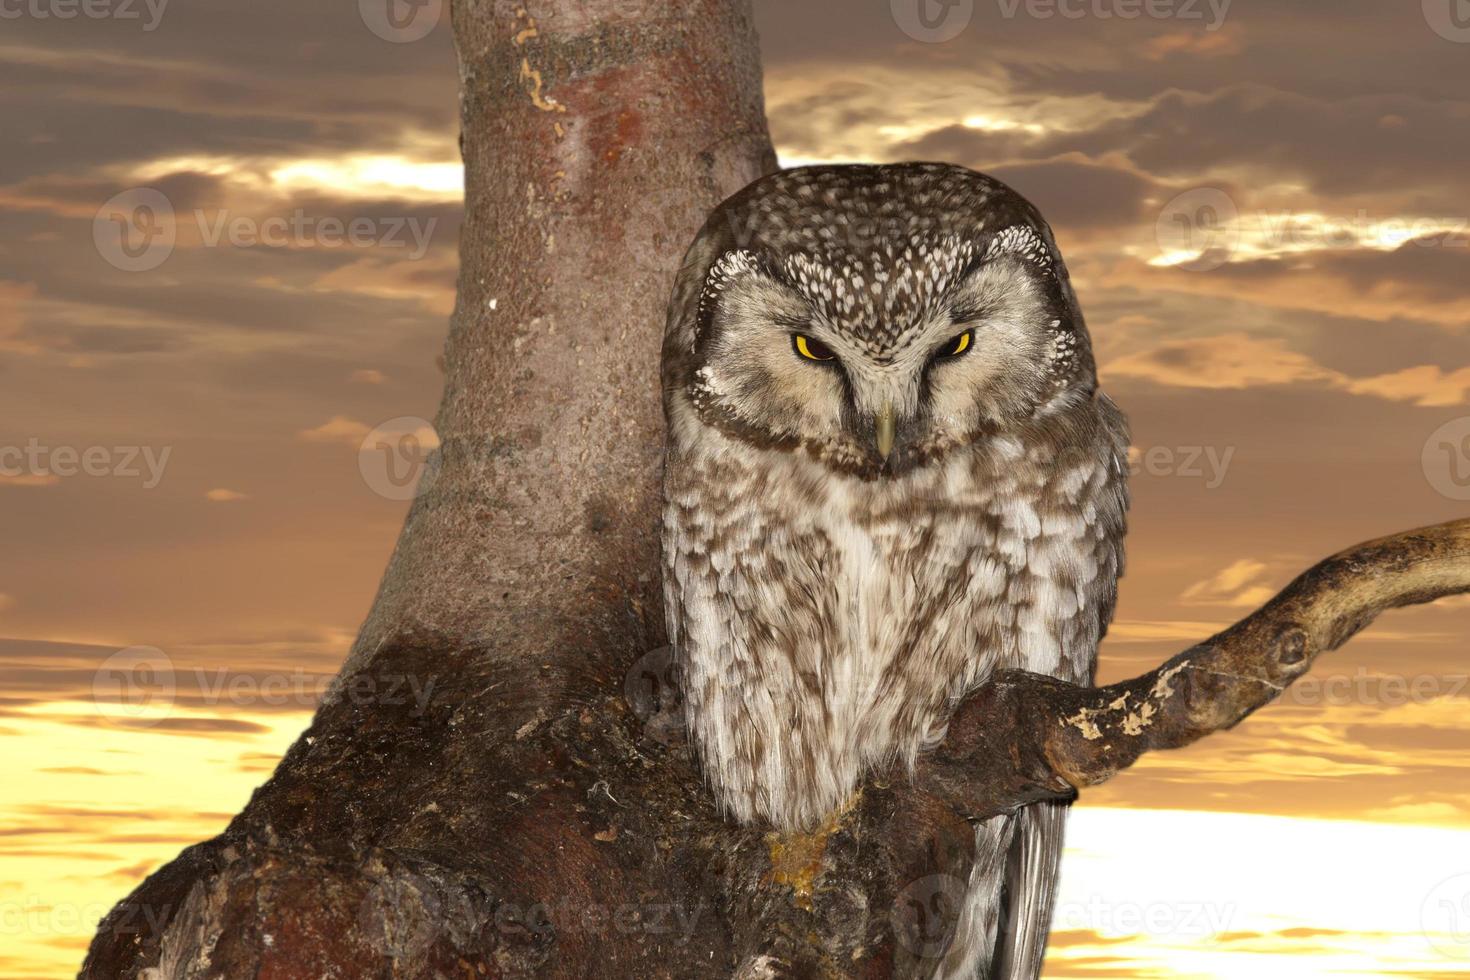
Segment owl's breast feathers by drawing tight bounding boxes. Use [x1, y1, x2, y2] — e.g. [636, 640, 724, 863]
[662, 394, 1128, 830]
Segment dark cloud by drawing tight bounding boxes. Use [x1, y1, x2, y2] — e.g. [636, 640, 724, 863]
[1039, 85, 1470, 202]
[756, 0, 1466, 104]
[990, 157, 1160, 229]
[893, 124, 1040, 169]
[77, 715, 273, 735]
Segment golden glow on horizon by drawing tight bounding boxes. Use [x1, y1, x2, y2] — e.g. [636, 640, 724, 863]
[0, 701, 304, 978]
[961, 113, 1046, 134]
[129, 154, 464, 202]
[1150, 210, 1469, 269]
[269, 156, 463, 199]
[1052, 808, 1470, 977]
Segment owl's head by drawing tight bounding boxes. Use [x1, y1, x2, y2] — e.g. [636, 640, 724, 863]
[663, 163, 1098, 477]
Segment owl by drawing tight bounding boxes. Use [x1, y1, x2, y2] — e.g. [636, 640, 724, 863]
[660, 163, 1128, 978]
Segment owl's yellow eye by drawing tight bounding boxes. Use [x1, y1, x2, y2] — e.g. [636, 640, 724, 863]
[793, 334, 837, 362]
[942, 330, 973, 358]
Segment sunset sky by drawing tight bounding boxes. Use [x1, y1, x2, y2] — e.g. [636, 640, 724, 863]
[3, 1, 1470, 977]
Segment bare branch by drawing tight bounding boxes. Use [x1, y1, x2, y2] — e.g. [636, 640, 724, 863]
[920, 518, 1470, 819]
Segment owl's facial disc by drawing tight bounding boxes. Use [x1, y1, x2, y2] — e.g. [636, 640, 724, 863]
[688, 249, 1070, 476]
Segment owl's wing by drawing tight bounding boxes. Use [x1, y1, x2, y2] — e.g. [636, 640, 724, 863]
[992, 800, 1067, 979]
[660, 491, 682, 657]
[934, 801, 1065, 980]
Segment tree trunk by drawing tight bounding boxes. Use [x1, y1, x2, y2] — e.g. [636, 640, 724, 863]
[84, 1, 788, 976]
[350, 0, 775, 673]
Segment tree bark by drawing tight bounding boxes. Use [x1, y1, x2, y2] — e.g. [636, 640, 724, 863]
[348, 0, 775, 671]
[84, 0, 778, 976]
[81, 2, 1470, 978]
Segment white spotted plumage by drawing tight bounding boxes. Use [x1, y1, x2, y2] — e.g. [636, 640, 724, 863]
[661, 163, 1129, 978]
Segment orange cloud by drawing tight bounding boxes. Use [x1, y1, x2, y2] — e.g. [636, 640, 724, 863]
[1106, 333, 1342, 390]
[0, 473, 61, 488]
[1346, 365, 1470, 407]
[1106, 332, 1470, 406]
[1181, 558, 1277, 608]
[1142, 26, 1245, 61]
[0, 280, 39, 352]
[298, 416, 372, 446]
[311, 255, 456, 316]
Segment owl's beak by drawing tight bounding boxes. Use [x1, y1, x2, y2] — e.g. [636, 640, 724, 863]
[875, 401, 896, 461]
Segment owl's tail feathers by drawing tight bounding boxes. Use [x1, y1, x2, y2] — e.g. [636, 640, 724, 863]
[992, 801, 1066, 979]
[932, 801, 1067, 980]
[934, 815, 1013, 979]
